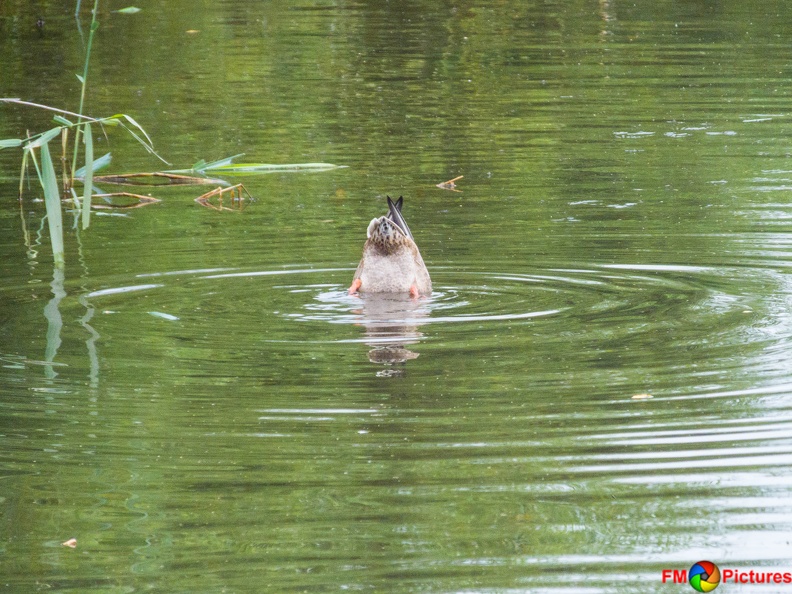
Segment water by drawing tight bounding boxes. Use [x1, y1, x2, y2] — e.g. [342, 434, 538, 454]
[2, 0, 792, 591]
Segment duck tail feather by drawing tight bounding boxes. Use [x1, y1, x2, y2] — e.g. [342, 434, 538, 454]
[386, 195, 413, 239]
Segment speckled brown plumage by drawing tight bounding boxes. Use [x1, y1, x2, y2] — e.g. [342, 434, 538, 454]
[349, 197, 432, 297]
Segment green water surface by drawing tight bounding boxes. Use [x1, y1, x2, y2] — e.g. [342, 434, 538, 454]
[2, 0, 792, 591]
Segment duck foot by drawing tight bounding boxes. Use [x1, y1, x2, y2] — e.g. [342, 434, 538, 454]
[348, 278, 362, 295]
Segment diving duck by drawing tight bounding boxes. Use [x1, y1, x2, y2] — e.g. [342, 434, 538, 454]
[348, 196, 432, 298]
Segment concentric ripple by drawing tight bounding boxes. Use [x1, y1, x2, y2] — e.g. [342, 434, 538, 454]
[80, 262, 766, 337]
[76, 262, 785, 374]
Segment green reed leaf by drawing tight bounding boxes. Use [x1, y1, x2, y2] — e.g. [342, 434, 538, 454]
[26, 127, 62, 149]
[53, 115, 73, 126]
[39, 142, 65, 267]
[81, 123, 93, 230]
[204, 162, 347, 173]
[167, 155, 345, 175]
[0, 138, 23, 150]
[74, 152, 111, 178]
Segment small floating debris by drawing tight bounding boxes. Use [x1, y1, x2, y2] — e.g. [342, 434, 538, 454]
[195, 183, 251, 211]
[148, 311, 180, 321]
[631, 393, 653, 400]
[436, 175, 463, 192]
[614, 131, 655, 138]
[62, 538, 77, 548]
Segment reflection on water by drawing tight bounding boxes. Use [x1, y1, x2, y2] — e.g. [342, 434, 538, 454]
[350, 293, 428, 366]
[42, 267, 65, 380]
[3, 0, 792, 590]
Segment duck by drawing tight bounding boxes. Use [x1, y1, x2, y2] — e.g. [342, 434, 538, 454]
[348, 196, 432, 298]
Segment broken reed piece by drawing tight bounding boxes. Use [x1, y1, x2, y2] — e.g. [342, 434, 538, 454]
[195, 183, 251, 211]
[92, 172, 226, 186]
[62, 192, 160, 209]
[88, 193, 161, 209]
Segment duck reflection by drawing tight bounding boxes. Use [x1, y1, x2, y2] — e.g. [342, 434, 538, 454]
[350, 293, 430, 367]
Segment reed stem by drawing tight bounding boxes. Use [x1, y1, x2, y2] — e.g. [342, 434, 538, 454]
[70, 0, 100, 188]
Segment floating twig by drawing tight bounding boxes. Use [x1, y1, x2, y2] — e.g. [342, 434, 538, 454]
[195, 183, 251, 211]
[92, 172, 228, 186]
[85, 192, 161, 209]
[436, 175, 463, 192]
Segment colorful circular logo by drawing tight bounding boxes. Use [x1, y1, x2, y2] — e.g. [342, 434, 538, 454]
[689, 561, 721, 592]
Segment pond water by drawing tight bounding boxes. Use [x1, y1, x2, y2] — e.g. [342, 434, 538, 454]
[2, 0, 792, 591]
